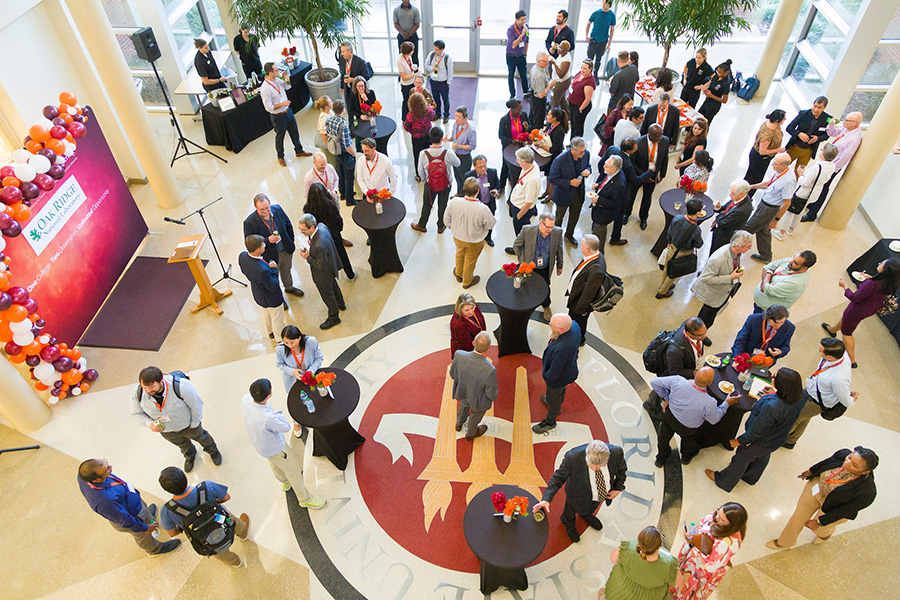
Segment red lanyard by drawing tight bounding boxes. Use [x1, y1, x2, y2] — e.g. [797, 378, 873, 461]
[596, 175, 610, 191]
[434, 53, 444, 70]
[464, 311, 484, 329]
[832, 133, 844, 143]
[455, 122, 468, 139]
[290, 346, 306, 370]
[314, 168, 328, 186]
[265, 79, 281, 96]
[358, 91, 366, 106]
[554, 25, 563, 38]
[366, 154, 379, 176]
[403, 55, 413, 70]
[573, 72, 583, 86]
[345, 60, 352, 76]
[260, 216, 276, 233]
[517, 166, 535, 185]
[822, 469, 858, 486]
[684, 331, 703, 358]
[691, 382, 706, 393]
[88, 475, 126, 490]
[773, 269, 801, 277]
[761, 324, 776, 350]
[767, 169, 789, 187]
[812, 358, 843, 377]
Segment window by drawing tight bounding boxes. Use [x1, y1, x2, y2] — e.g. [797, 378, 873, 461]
[806, 9, 845, 67]
[101, 0, 140, 27]
[171, 3, 206, 59]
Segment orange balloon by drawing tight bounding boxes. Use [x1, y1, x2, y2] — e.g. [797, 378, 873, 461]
[1, 176, 20, 188]
[35, 382, 49, 391]
[3, 304, 28, 322]
[0, 272, 9, 292]
[25, 140, 43, 154]
[79, 383, 90, 392]
[75, 107, 83, 115]
[22, 340, 43, 356]
[9, 352, 26, 363]
[60, 113, 73, 125]
[29, 124, 51, 144]
[58, 342, 68, 350]
[0, 322, 12, 343]
[62, 369, 83, 386]
[59, 91, 78, 106]
[11, 203, 31, 222]
[70, 348, 82, 360]
[45, 138, 65, 155]
[58, 391, 67, 400]
[61, 384, 69, 391]
[65, 133, 74, 144]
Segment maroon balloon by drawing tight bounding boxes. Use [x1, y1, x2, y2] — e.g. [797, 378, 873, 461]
[83, 369, 99, 382]
[43, 105, 59, 120]
[8, 286, 28, 304]
[37, 148, 57, 163]
[72, 113, 85, 123]
[40, 345, 60, 363]
[52, 117, 66, 128]
[25, 355, 41, 367]
[47, 164, 66, 180]
[67, 122, 87, 139]
[0, 292, 11, 311]
[21, 199, 31, 207]
[30, 326, 39, 337]
[2, 222, 22, 237]
[34, 319, 46, 328]
[0, 212, 12, 229]
[50, 387, 61, 397]
[0, 166, 14, 178]
[50, 125, 68, 140]
[53, 357, 73, 373]
[20, 181, 40, 200]
[48, 337, 58, 345]
[0, 186, 23, 206]
[33, 173, 54, 192]
[4, 341, 22, 355]
[23, 298, 39, 314]
[53, 380, 64, 389]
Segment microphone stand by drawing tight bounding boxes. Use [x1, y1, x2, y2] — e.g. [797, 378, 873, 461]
[167, 197, 246, 287]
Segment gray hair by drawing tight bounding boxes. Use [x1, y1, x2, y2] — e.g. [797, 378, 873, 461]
[607, 154, 623, 171]
[515, 147, 535, 164]
[539, 212, 556, 225]
[731, 179, 750, 195]
[582, 234, 600, 253]
[313, 151, 327, 161]
[729, 230, 752, 247]
[536, 51, 549, 60]
[298, 213, 317, 229]
[340, 42, 353, 52]
[413, 73, 426, 85]
[570, 137, 586, 151]
[659, 92, 670, 103]
[455, 106, 468, 118]
[586, 440, 610, 466]
[819, 142, 838, 161]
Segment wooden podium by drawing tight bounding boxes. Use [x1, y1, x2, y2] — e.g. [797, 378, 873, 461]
[168, 234, 232, 315]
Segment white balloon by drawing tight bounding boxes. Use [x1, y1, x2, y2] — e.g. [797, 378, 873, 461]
[55, 155, 66, 164]
[77, 357, 87, 371]
[9, 319, 34, 334]
[66, 106, 78, 116]
[0, 263, 6, 272]
[34, 117, 53, 129]
[48, 395, 59, 405]
[28, 154, 51, 174]
[63, 141, 76, 156]
[70, 387, 82, 396]
[12, 149, 31, 164]
[38, 334, 50, 344]
[12, 331, 34, 346]
[0, 236, 5, 252]
[14, 163, 36, 182]
[34, 362, 55, 381]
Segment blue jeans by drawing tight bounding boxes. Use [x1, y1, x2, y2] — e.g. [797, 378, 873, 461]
[336, 151, 356, 203]
[506, 53, 529, 98]
[430, 79, 450, 119]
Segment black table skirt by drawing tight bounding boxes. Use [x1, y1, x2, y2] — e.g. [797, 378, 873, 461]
[697, 354, 770, 448]
[286, 61, 312, 113]
[480, 560, 528, 594]
[485, 270, 549, 357]
[848, 238, 900, 345]
[201, 94, 273, 153]
[651, 188, 714, 257]
[351, 116, 397, 155]
[312, 419, 366, 471]
[352, 197, 405, 278]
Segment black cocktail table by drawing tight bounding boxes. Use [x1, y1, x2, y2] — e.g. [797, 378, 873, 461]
[352, 197, 405, 278]
[485, 270, 549, 357]
[650, 188, 714, 257]
[696, 353, 770, 449]
[287, 367, 365, 470]
[350, 115, 397, 155]
[463, 485, 548, 594]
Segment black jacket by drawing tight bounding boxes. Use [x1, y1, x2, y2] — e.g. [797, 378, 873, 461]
[634, 135, 669, 181]
[666, 215, 704, 250]
[307, 224, 340, 279]
[499, 111, 530, 148]
[785, 108, 832, 153]
[712, 195, 753, 233]
[464, 167, 499, 213]
[601, 146, 654, 191]
[665, 323, 700, 379]
[242, 205, 296, 265]
[337, 54, 368, 91]
[608, 64, 639, 110]
[641, 103, 681, 148]
[542, 443, 627, 515]
[590, 170, 627, 226]
[566, 254, 608, 315]
[807, 449, 876, 526]
[545, 25, 575, 57]
[348, 89, 377, 120]
[549, 149, 591, 208]
[238, 252, 283, 308]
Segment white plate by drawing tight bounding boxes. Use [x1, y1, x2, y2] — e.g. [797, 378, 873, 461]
[718, 381, 735, 394]
[706, 356, 721, 367]
[851, 271, 866, 281]
[890, 240, 900, 253]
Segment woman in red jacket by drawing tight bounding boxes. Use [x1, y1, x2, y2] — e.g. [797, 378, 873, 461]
[449, 293, 485, 358]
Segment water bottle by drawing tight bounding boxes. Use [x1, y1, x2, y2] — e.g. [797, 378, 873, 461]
[301, 390, 315, 413]
[721, 353, 731, 368]
[688, 522, 697, 535]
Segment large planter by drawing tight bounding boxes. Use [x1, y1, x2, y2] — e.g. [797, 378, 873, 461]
[305, 67, 341, 103]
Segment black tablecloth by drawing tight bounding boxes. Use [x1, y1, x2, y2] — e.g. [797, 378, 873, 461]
[848, 239, 900, 346]
[650, 188, 714, 257]
[352, 197, 405, 278]
[201, 94, 272, 154]
[350, 116, 397, 154]
[287, 367, 365, 470]
[463, 485, 548, 594]
[503, 143, 552, 169]
[485, 270, 549, 357]
[696, 353, 771, 448]
[286, 61, 312, 113]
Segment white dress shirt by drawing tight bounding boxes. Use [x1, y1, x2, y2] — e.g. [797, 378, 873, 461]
[241, 394, 290, 458]
[805, 352, 853, 408]
[614, 119, 640, 148]
[355, 152, 398, 194]
[261, 77, 291, 115]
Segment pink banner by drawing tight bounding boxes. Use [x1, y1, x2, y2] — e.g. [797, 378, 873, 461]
[4, 109, 148, 344]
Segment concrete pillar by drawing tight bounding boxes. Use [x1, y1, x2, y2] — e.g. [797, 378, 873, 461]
[820, 0, 899, 116]
[754, 0, 803, 98]
[820, 67, 900, 230]
[0, 359, 51, 432]
[132, 0, 193, 115]
[214, 0, 245, 84]
[65, 0, 183, 209]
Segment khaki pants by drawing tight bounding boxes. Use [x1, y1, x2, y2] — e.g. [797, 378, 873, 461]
[110, 502, 160, 554]
[786, 398, 823, 445]
[262, 305, 287, 339]
[776, 478, 849, 547]
[266, 440, 310, 502]
[453, 238, 485, 287]
[214, 508, 249, 566]
[787, 145, 814, 167]
[659, 245, 693, 294]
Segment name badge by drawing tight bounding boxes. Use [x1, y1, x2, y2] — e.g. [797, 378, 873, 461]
[810, 483, 820, 496]
[537, 256, 545, 268]
[126, 482, 136, 493]
[157, 415, 171, 423]
[482, 182, 490, 187]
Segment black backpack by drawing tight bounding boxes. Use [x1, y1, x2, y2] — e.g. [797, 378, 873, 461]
[590, 273, 624, 312]
[169, 370, 189, 399]
[166, 482, 235, 556]
[642, 330, 676, 375]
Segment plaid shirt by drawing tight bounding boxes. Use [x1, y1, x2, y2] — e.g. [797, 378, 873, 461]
[325, 115, 352, 153]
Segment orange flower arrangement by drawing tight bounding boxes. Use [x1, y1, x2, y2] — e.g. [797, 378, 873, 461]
[315, 372, 336, 388]
[528, 129, 544, 143]
[750, 354, 773, 368]
[366, 188, 392, 202]
[503, 496, 530, 518]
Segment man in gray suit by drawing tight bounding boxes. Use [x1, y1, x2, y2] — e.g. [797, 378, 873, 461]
[513, 212, 564, 321]
[450, 332, 498, 441]
[691, 230, 752, 334]
[297, 214, 345, 330]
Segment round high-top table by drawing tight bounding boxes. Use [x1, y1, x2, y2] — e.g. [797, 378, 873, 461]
[463, 485, 548, 594]
[485, 270, 549, 357]
[350, 115, 397, 155]
[696, 352, 772, 449]
[650, 188, 714, 257]
[502, 143, 552, 188]
[352, 197, 405, 278]
[287, 367, 365, 470]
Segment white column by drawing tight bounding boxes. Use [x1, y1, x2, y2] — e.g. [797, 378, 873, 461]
[0, 359, 51, 432]
[754, 0, 803, 99]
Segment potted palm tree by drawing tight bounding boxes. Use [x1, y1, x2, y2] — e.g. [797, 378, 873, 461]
[231, 0, 369, 102]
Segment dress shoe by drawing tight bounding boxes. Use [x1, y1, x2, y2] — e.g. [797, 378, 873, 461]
[283, 303, 289, 311]
[585, 515, 603, 531]
[485, 238, 495, 247]
[238, 513, 250, 539]
[765, 539, 786, 550]
[269, 333, 275, 340]
[463, 275, 481, 289]
[453, 270, 462, 283]
[705, 469, 716, 483]
[566, 528, 581, 543]
[782, 442, 796, 449]
[654, 456, 667, 468]
[278, 158, 287, 167]
[338, 303, 347, 311]
[680, 454, 694, 465]
[319, 317, 341, 330]
[750, 254, 769, 264]
[455, 423, 462, 432]
[343, 239, 353, 248]
[542, 306, 552, 321]
[821, 322, 836, 338]
[184, 455, 196, 473]
[209, 451, 223, 466]
[346, 199, 359, 207]
[702, 337, 712, 347]
[800, 213, 816, 223]
[640, 220, 648, 230]
[437, 226, 446, 234]
[411, 223, 426, 233]
[442, 116, 449, 124]
[851, 362, 858, 369]
[285, 288, 305, 297]
[504, 246, 516, 255]
[656, 290, 674, 299]
[609, 239, 628, 246]
[151, 539, 182, 555]
[296, 151, 313, 158]
[348, 270, 358, 281]
[532, 421, 556, 434]
[465, 424, 488, 441]
[565, 235, 578, 246]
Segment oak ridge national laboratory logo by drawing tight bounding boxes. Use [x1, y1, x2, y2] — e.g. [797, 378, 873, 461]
[299, 309, 671, 600]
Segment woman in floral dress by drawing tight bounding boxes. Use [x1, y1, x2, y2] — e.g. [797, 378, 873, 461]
[673, 502, 747, 600]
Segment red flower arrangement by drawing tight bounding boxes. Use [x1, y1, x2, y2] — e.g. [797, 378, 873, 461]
[365, 188, 392, 202]
[491, 491, 507, 512]
[299, 370, 318, 387]
[732, 353, 752, 373]
[677, 175, 708, 195]
[502, 262, 536, 279]
[281, 46, 298, 57]
[360, 101, 383, 118]
[515, 132, 530, 144]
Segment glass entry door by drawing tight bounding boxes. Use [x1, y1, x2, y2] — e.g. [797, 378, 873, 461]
[429, 0, 477, 72]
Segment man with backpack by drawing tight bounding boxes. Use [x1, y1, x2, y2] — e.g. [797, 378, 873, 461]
[412, 127, 460, 233]
[642, 317, 709, 424]
[158, 467, 249, 567]
[566, 234, 607, 347]
[131, 366, 222, 474]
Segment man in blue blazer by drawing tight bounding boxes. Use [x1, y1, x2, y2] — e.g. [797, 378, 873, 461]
[239, 235, 286, 341]
[242, 194, 303, 298]
[732, 304, 795, 362]
[534, 440, 627, 542]
[533, 314, 581, 433]
[549, 137, 591, 244]
[601, 138, 655, 237]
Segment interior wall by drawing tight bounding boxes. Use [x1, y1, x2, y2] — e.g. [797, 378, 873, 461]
[860, 152, 900, 239]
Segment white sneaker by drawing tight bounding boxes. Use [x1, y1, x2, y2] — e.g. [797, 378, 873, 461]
[786, 227, 795, 236]
[299, 496, 327, 510]
[771, 230, 785, 241]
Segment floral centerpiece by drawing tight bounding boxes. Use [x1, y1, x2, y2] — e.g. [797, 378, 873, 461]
[491, 491, 507, 512]
[281, 46, 298, 68]
[360, 100, 383, 119]
[365, 188, 391, 213]
[528, 129, 545, 143]
[315, 371, 336, 396]
[502, 496, 530, 523]
[677, 175, 708, 199]
[514, 132, 530, 144]
[751, 353, 773, 369]
[732, 352, 752, 374]
[502, 262, 536, 289]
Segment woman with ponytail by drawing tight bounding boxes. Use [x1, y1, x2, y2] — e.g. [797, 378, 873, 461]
[600, 526, 680, 600]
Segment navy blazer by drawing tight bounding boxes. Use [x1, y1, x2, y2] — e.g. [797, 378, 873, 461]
[464, 167, 499, 213]
[549, 149, 591, 207]
[242, 204, 295, 265]
[601, 146, 654, 191]
[542, 443, 627, 514]
[542, 323, 581, 388]
[641, 103, 681, 148]
[238, 252, 283, 308]
[590, 170, 627, 225]
[731, 313, 795, 361]
[634, 134, 669, 180]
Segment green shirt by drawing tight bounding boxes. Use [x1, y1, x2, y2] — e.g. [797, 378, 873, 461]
[603, 541, 677, 600]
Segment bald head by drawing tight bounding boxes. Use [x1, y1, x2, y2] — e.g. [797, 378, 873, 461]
[844, 111, 863, 130]
[313, 152, 327, 170]
[473, 331, 492, 353]
[549, 314, 572, 337]
[772, 152, 792, 172]
[647, 123, 663, 143]
[694, 367, 714, 388]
